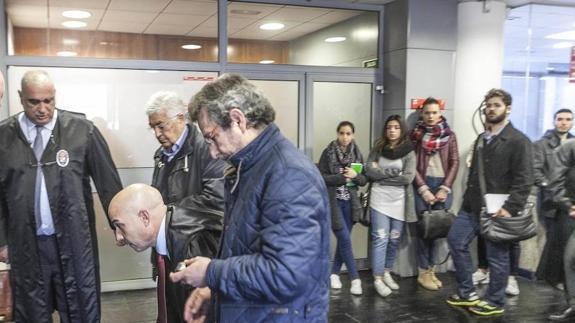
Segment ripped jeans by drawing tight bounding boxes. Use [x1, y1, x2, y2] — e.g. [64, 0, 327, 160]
[370, 208, 405, 276]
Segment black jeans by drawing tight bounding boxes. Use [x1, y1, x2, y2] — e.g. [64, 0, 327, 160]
[565, 230, 575, 307]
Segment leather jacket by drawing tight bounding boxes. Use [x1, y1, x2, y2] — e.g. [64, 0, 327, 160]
[413, 133, 460, 189]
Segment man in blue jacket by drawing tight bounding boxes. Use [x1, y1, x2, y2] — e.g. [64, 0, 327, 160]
[171, 74, 331, 322]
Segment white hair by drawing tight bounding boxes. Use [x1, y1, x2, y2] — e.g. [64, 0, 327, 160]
[145, 91, 186, 118]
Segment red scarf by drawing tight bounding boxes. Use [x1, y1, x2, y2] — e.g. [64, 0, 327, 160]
[410, 117, 452, 155]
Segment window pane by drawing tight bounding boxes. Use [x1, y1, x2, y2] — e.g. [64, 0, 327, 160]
[227, 2, 379, 67]
[503, 4, 575, 140]
[6, 0, 218, 61]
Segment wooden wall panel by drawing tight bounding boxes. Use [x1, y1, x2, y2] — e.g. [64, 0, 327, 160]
[13, 27, 289, 64]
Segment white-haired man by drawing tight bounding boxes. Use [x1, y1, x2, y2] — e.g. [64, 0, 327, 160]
[144, 91, 225, 323]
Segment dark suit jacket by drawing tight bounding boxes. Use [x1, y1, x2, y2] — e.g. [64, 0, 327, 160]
[462, 122, 534, 216]
[161, 205, 221, 323]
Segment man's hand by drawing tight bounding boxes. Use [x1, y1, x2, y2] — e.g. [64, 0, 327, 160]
[435, 189, 448, 203]
[493, 208, 512, 218]
[170, 257, 211, 288]
[0, 246, 8, 263]
[569, 205, 575, 219]
[422, 190, 436, 205]
[184, 287, 211, 323]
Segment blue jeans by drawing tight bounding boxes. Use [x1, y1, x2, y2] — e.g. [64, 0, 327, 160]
[414, 176, 453, 269]
[370, 208, 404, 276]
[332, 199, 359, 280]
[447, 209, 511, 308]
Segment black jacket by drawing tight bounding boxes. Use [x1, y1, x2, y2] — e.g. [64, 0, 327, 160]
[318, 143, 367, 231]
[151, 124, 225, 323]
[462, 122, 534, 216]
[0, 110, 122, 322]
[163, 205, 221, 323]
[534, 130, 574, 218]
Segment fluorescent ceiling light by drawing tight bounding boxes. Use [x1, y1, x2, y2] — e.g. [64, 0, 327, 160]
[325, 36, 346, 43]
[62, 38, 79, 45]
[62, 21, 87, 28]
[553, 41, 573, 49]
[230, 9, 261, 16]
[546, 30, 575, 41]
[56, 51, 78, 57]
[181, 44, 202, 50]
[259, 23, 284, 31]
[259, 60, 275, 64]
[62, 10, 91, 19]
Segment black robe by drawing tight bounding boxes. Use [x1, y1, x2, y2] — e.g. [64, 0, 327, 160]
[0, 109, 122, 322]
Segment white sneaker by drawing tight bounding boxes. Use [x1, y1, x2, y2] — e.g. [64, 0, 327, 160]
[472, 269, 489, 285]
[330, 274, 342, 289]
[383, 272, 399, 290]
[505, 276, 520, 296]
[374, 279, 392, 297]
[350, 279, 363, 295]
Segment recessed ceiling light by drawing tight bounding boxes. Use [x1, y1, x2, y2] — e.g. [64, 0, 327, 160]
[259, 23, 284, 31]
[62, 38, 79, 45]
[259, 60, 275, 64]
[57, 51, 78, 57]
[230, 9, 261, 16]
[62, 21, 87, 28]
[546, 30, 575, 41]
[181, 44, 202, 50]
[62, 10, 91, 19]
[553, 41, 573, 49]
[325, 36, 346, 43]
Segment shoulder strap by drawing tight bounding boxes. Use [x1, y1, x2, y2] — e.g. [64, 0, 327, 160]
[476, 137, 487, 206]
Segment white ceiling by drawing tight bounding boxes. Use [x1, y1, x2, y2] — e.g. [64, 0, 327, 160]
[5, 0, 364, 41]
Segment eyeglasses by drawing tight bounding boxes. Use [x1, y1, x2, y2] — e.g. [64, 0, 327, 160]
[149, 116, 178, 133]
[26, 97, 54, 106]
[203, 125, 220, 145]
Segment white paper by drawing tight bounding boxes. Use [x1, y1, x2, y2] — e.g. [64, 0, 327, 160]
[484, 194, 510, 214]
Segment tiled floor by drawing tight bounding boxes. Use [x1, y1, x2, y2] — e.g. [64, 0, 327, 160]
[100, 270, 568, 322]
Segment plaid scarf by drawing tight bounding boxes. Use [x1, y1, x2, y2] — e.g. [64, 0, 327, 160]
[410, 117, 452, 155]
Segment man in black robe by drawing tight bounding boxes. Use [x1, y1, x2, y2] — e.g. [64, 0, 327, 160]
[0, 70, 122, 322]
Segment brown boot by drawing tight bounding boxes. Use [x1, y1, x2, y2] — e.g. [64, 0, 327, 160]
[430, 266, 442, 288]
[417, 268, 439, 291]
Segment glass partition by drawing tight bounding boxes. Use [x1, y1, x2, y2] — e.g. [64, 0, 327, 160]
[503, 4, 575, 140]
[227, 1, 379, 67]
[6, 0, 218, 61]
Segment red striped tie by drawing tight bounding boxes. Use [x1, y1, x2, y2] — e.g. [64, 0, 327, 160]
[156, 253, 167, 323]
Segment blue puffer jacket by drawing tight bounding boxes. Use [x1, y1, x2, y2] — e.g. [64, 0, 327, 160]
[206, 124, 330, 322]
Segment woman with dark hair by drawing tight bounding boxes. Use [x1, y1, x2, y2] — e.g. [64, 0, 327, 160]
[365, 115, 417, 297]
[319, 121, 367, 295]
[411, 97, 459, 291]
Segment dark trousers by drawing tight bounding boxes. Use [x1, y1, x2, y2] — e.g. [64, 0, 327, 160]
[332, 199, 359, 280]
[478, 235, 520, 275]
[564, 231, 575, 307]
[448, 210, 511, 308]
[37, 235, 70, 323]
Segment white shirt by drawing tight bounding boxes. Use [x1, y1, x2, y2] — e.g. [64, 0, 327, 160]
[19, 110, 58, 236]
[155, 214, 169, 258]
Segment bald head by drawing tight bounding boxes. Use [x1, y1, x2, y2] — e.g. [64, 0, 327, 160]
[109, 184, 166, 252]
[21, 70, 53, 91]
[110, 183, 164, 217]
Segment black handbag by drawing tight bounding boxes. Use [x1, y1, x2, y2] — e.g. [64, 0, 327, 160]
[480, 203, 536, 243]
[359, 183, 372, 227]
[476, 139, 536, 243]
[417, 203, 455, 240]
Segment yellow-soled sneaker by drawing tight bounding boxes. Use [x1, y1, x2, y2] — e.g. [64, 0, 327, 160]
[468, 301, 504, 316]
